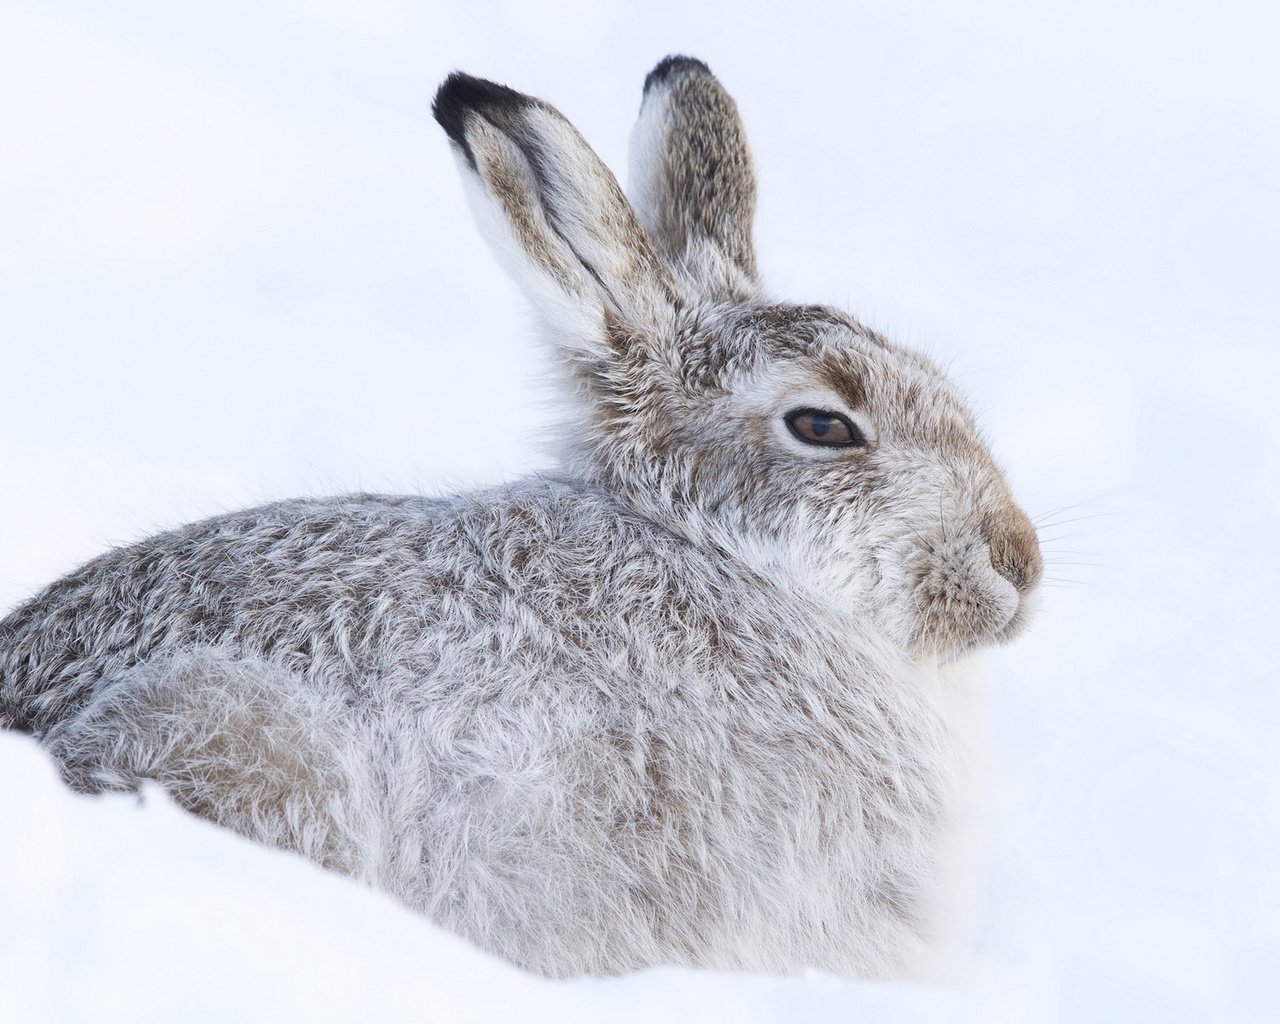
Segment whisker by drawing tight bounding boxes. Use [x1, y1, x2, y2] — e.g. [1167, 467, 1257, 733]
[1030, 501, 1097, 525]
[1033, 512, 1118, 530]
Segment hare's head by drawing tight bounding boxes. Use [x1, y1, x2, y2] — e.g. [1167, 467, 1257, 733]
[434, 56, 1041, 660]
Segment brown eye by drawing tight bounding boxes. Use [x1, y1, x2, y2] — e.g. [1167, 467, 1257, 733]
[785, 408, 867, 447]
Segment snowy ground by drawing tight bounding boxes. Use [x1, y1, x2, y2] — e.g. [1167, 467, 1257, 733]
[1, 1, 1277, 1021]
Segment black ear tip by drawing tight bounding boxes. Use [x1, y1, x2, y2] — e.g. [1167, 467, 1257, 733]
[432, 72, 528, 155]
[644, 55, 713, 94]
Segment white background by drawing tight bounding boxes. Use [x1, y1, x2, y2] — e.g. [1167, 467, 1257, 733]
[1, 1, 1277, 1021]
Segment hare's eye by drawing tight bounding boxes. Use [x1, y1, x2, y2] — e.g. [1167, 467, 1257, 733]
[785, 408, 866, 448]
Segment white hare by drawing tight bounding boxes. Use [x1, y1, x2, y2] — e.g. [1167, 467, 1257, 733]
[0, 56, 1041, 978]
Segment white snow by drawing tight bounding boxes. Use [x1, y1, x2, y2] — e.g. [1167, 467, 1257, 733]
[1, 1, 1277, 1021]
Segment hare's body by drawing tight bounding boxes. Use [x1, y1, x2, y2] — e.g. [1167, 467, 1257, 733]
[1, 57, 1040, 977]
[2, 479, 947, 975]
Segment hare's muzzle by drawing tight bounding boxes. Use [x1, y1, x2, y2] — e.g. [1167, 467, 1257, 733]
[985, 505, 1043, 596]
[907, 497, 1043, 658]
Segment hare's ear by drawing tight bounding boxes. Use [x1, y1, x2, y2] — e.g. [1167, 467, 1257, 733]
[629, 56, 758, 295]
[433, 73, 677, 360]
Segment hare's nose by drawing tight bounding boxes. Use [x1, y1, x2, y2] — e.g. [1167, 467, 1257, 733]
[985, 506, 1042, 594]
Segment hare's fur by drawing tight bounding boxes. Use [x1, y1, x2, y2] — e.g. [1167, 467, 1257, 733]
[0, 57, 1041, 978]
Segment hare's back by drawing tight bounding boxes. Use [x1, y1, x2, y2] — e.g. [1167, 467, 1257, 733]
[0, 479, 673, 734]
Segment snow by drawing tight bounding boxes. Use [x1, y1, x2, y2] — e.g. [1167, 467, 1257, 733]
[1, 1, 1277, 1021]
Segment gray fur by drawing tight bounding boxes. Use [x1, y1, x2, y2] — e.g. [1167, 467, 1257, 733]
[0, 58, 1041, 978]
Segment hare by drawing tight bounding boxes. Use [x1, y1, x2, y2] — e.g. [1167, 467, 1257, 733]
[0, 56, 1041, 978]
